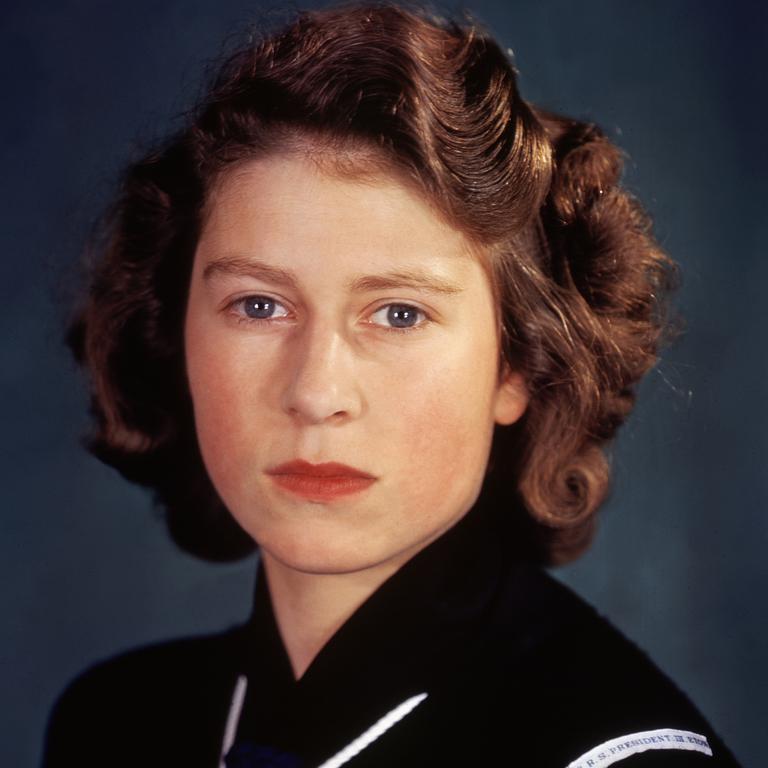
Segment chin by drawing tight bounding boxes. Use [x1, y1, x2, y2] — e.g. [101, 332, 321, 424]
[255, 525, 418, 577]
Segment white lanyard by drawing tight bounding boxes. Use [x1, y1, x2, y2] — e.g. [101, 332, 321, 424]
[218, 675, 428, 768]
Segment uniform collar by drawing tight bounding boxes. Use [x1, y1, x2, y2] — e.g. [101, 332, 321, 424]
[235, 491, 530, 762]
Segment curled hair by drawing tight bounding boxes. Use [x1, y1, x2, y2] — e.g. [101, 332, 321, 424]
[67, 2, 677, 564]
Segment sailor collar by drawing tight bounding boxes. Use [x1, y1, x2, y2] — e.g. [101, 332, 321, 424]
[225, 497, 515, 765]
[219, 497, 722, 768]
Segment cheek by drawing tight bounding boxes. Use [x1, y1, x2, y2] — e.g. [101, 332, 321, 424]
[382, 349, 498, 489]
[185, 328, 275, 484]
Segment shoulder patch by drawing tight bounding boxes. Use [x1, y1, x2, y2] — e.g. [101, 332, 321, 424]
[567, 729, 712, 767]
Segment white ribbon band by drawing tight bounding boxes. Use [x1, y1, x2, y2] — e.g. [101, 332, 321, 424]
[567, 728, 712, 768]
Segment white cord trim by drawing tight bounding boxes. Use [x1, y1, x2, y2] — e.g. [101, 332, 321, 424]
[219, 675, 248, 768]
[316, 693, 429, 768]
[566, 728, 712, 768]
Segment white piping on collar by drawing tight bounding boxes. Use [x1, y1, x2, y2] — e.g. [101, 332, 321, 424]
[566, 728, 712, 768]
[316, 693, 428, 768]
[219, 674, 248, 768]
[218, 674, 428, 768]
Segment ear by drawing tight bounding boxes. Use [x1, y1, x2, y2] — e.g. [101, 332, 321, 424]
[493, 365, 529, 426]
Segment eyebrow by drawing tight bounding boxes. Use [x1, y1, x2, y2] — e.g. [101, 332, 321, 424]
[202, 255, 465, 296]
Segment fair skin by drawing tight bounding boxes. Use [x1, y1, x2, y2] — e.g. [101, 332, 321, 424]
[184, 153, 528, 679]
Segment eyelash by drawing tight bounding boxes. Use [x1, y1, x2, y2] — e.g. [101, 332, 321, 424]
[226, 295, 431, 334]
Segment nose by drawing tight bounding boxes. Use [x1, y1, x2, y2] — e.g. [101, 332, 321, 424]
[280, 322, 363, 425]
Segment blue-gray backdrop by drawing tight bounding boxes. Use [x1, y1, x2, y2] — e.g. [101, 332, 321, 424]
[1, 1, 765, 766]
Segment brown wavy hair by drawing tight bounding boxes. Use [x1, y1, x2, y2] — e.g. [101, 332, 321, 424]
[66, 2, 678, 565]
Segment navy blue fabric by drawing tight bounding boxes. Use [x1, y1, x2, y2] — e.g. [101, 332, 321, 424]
[41, 497, 742, 767]
[225, 741, 304, 768]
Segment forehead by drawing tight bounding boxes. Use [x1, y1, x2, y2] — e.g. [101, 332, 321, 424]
[198, 153, 483, 274]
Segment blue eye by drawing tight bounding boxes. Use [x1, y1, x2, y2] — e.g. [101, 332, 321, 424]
[244, 297, 275, 319]
[234, 295, 290, 321]
[370, 303, 427, 330]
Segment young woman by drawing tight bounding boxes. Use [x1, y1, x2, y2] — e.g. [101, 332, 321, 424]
[42, 3, 741, 767]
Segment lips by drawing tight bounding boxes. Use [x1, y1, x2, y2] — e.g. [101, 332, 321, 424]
[266, 460, 376, 501]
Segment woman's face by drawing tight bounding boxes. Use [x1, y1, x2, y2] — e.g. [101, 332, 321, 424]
[184, 154, 527, 577]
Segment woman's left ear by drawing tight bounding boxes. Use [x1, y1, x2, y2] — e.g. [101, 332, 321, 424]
[493, 366, 529, 426]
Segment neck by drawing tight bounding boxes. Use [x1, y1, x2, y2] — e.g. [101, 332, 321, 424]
[261, 553, 404, 680]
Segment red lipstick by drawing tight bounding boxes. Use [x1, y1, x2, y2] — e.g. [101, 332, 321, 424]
[266, 460, 376, 502]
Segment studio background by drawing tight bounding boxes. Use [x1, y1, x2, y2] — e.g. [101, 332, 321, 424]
[1, 1, 765, 766]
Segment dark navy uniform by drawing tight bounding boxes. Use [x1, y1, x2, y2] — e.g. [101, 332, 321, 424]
[42, 497, 741, 767]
